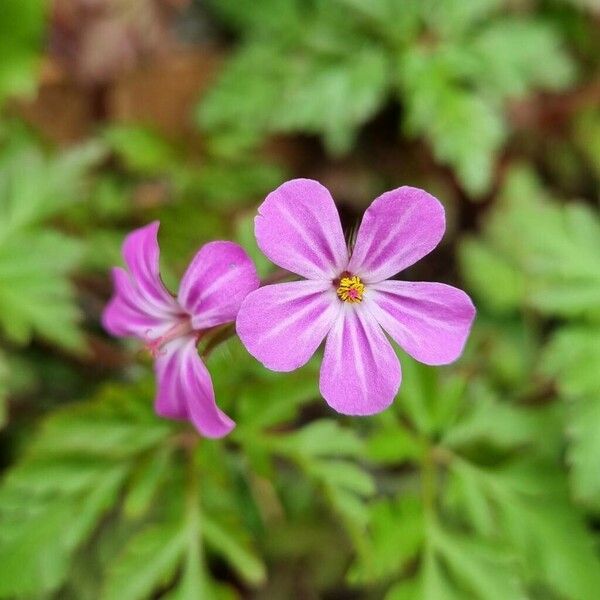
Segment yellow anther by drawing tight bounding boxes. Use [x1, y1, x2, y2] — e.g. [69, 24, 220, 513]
[336, 276, 365, 303]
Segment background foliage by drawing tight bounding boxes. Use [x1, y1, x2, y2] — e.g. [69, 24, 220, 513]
[0, 0, 599, 598]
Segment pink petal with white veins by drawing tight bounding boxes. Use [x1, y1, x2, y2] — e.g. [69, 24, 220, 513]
[366, 281, 475, 365]
[154, 336, 234, 438]
[122, 221, 178, 310]
[319, 305, 401, 415]
[102, 267, 179, 339]
[255, 179, 349, 280]
[348, 187, 445, 283]
[178, 241, 259, 330]
[236, 280, 340, 371]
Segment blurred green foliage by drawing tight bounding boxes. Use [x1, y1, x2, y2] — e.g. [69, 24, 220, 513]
[0, 0, 44, 105]
[199, 0, 575, 195]
[0, 130, 105, 350]
[0, 0, 599, 599]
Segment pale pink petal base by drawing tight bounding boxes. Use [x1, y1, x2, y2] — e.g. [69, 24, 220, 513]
[255, 179, 349, 280]
[319, 306, 401, 415]
[366, 281, 476, 365]
[178, 241, 260, 330]
[348, 187, 445, 283]
[154, 337, 234, 438]
[236, 280, 340, 371]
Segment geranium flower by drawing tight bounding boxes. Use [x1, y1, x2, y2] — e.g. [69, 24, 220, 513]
[236, 179, 475, 415]
[102, 222, 259, 437]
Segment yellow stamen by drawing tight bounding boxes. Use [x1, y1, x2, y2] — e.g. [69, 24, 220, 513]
[337, 276, 365, 303]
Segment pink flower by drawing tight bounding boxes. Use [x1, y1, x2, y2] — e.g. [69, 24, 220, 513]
[102, 222, 259, 437]
[236, 179, 475, 416]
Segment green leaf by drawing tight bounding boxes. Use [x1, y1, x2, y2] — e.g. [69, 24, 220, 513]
[385, 578, 422, 600]
[326, 486, 372, 531]
[461, 167, 600, 318]
[180, 160, 284, 209]
[0, 231, 84, 349]
[267, 419, 363, 458]
[236, 363, 319, 431]
[465, 319, 538, 390]
[0, 0, 44, 104]
[421, 0, 504, 37]
[448, 458, 600, 598]
[197, 43, 289, 154]
[469, 19, 575, 98]
[0, 467, 126, 598]
[365, 422, 424, 465]
[170, 513, 212, 600]
[203, 0, 574, 193]
[0, 359, 272, 600]
[0, 141, 106, 239]
[443, 381, 551, 450]
[396, 357, 465, 437]
[349, 494, 424, 584]
[202, 514, 266, 586]
[459, 238, 525, 314]
[446, 459, 496, 537]
[271, 44, 389, 154]
[258, 417, 374, 532]
[204, 0, 302, 36]
[123, 447, 173, 518]
[393, 532, 518, 600]
[308, 460, 375, 497]
[333, 0, 421, 44]
[399, 48, 505, 195]
[395, 13, 573, 196]
[1, 455, 120, 497]
[421, 548, 460, 600]
[0, 379, 177, 597]
[431, 523, 525, 600]
[30, 380, 174, 458]
[81, 229, 126, 272]
[103, 125, 178, 174]
[304, 458, 376, 531]
[543, 326, 600, 508]
[564, 395, 600, 509]
[199, 38, 389, 156]
[0, 140, 106, 349]
[101, 521, 186, 600]
[543, 326, 600, 397]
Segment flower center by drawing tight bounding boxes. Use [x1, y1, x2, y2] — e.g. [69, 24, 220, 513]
[336, 275, 365, 303]
[146, 318, 194, 358]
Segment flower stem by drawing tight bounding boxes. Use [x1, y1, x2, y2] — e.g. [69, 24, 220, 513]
[200, 324, 236, 359]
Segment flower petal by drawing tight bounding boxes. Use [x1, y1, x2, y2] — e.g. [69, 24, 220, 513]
[122, 221, 177, 309]
[236, 280, 340, 371]
[366, 281, 475, 365]
[102, 267, 178, 339]
[154, 336, 234, 438]
[348, 187, 445, 282]
[255, 179, 349, 280]
[103, 222, 181, 340]
[320, 305, 401, 415]
[178, 241, 259, 330]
